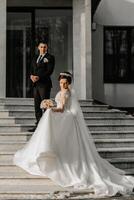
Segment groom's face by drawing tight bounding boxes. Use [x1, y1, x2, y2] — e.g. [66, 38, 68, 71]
[38, 43, 48, 55]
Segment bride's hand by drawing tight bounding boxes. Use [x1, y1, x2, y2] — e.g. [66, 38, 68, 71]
[51, 107, 57, 112]
[52, 107, 64, 112]
[46, 105, 54, 109]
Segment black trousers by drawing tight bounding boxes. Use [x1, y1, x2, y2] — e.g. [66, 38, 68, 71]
[33, 84, 51, 125]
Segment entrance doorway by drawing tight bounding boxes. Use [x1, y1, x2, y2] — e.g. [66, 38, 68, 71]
[6, 8, 72, 97]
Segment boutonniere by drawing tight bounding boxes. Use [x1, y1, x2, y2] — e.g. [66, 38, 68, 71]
[43, 58, 49, 63]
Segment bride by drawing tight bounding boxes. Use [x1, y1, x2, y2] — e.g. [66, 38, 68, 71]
[14, 72, 134, 197]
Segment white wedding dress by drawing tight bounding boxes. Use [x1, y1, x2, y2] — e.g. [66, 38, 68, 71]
[14, 89, 134, 197]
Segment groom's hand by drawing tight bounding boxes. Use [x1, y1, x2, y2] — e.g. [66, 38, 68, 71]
[34, 76, 39, 82]
[30, 75, 39, 83]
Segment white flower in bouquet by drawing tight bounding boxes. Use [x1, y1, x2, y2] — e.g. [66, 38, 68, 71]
[40, 99, 54, 109]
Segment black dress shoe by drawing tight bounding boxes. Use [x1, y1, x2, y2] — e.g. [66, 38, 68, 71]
[28, 127, 36, 132]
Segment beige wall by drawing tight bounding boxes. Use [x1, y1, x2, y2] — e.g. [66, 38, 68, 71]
[73, 0, 92, 99]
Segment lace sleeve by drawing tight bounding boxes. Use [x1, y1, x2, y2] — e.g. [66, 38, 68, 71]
[59, 91, 70, 109]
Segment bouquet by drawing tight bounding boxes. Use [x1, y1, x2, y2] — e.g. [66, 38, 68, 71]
[40, 99, 54, 109]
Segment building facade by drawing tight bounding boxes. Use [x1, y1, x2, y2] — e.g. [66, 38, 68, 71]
[1, 0, 134, 108]
[0, 0, 92, 100]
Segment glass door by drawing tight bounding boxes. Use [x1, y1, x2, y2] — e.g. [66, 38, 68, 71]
[7, 12, 32, 97]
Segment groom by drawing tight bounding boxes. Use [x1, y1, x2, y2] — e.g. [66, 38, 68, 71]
[29, 42, 55, 132]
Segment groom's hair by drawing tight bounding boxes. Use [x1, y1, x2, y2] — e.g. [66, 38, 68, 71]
[38, 41, 48, 47]
[58, 72, 72, 84]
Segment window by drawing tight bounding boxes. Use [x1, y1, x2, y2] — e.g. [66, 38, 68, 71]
[104, 27, 134, 83]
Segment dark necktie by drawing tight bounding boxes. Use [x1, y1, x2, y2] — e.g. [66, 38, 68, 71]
[38, 55, 43, 63]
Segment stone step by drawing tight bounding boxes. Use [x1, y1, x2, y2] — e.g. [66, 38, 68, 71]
[0, 150, 126, 163]
[1, 131, 134, 142]
[1, 137, 134, 151]
[1, 110, 35, 117]
[0, 159, 13, 165]
[91, 130, 134, 139]
[3, 123, 134, 133]
[0, 156, 134, 172]
[0, 152, 14, 161]
[2, 116, 134, 126]
[0, 180, 66, 198]
[0, 98, 34, 103]
[85, 117, 134, 124]
[0, 142, 25, 151]
[0, 101, 34, 106]
[4, 161, 134, 172]
[0, 97, 33, 103]
[1, 129, 134, 141]
[0, 157, 133, 172]
[1, 130, 134, 142]
[0, 105, 109, 112]
[1, 151, 134, 172]
[0, 165, 28, 170]
[94, 138, 134, 148]
[0, 105, 34, 111]
[0, 102, 94, 108]
[0, 124, 33, 132]
[124, 168, 134, 175]
[108, 158, 134, 170]
[0, 167, 48, 179]
[0, 193, 68, 200]
[0, 172, 45, 179]
[0, 97, 93, 103]
[1, 144, 134, 159]
[83, 110, 127, 117]
[0, 135, 27, 142]
[80, 105, 109, 112]
[0, 125, 23, 133]
[0, 178, 58, 185]
[0, 132, 31, 142]
[99, 147, 134, 158]
[1, 117, 134, 127]
[0, 116, 33, 125]
[0, 117, 15, 124]
[87, 124, 134, 131]
[0, 110, 127, 119]
[0, 183, 65, 198]
[0, 192, 133, 200]
[0, 164, 133, 185]
[0, 132, 31, 136]
[0, 101, 95, 108]
[0, 161, 133, 178]
[79, 100, 95, 105]
[15, 118, 35, 125]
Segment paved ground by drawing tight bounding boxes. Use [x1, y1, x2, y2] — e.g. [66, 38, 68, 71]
[46, 193, 134, 199]
[29, 191, 134, 199]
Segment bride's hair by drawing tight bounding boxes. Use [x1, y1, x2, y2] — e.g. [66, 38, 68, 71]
[58, 72, 72, 84]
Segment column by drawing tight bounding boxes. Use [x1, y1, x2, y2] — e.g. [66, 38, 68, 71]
[0, 0, 6, 97]
[73, 0, 92, 99]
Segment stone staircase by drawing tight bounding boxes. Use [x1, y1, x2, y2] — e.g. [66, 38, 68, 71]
[0, 98, 134, 199]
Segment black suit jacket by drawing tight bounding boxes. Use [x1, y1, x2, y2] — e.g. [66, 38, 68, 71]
[30, 52, 55, 88]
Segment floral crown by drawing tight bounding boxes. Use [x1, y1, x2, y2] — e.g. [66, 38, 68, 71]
[60, 72, 72, 77]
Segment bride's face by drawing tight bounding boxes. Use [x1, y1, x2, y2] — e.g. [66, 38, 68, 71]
[60, 78, 69, 90]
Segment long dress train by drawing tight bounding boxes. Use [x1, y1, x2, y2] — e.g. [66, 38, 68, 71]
[13, 89, 134, 197]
